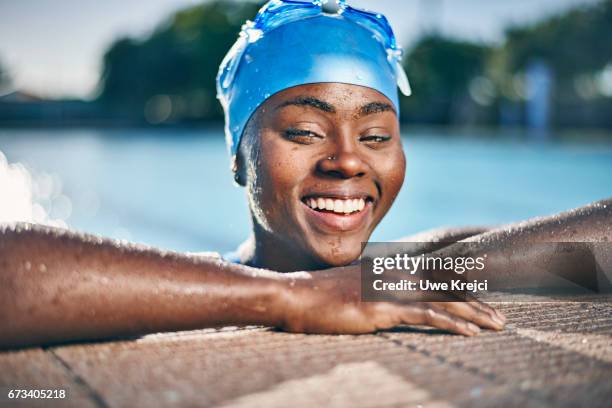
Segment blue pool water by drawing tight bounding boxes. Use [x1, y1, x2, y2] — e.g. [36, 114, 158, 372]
[1, 127, 611, 253]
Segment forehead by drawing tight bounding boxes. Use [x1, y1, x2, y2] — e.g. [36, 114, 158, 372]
[262, 83, 397, 116]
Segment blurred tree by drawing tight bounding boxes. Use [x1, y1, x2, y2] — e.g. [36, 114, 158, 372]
[401, 0, 612, 129]
[492, 0, 612, 128]
[400, 35, 492, 125]
[97, 0, 261, 123]
[502, 0, 612, 76]
[96, 0, 611, 129]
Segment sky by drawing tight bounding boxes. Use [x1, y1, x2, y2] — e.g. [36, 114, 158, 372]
[0, 0, 600, 99]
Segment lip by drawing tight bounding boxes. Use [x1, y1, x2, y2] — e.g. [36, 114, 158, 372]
[300, 199, 373, 233]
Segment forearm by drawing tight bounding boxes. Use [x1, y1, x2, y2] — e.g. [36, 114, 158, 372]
[0, 224, 287, 349]
[467, 198, 612, 245]
[440, 198, 612, 288]
[395, 226, 491, 255]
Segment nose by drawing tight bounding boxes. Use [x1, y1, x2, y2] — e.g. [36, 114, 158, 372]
[316, 139, 368, 179]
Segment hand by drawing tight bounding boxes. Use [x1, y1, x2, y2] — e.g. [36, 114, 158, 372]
[277, 265, 506, 336]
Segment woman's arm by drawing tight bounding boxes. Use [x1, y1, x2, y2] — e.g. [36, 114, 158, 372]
[0, 223, 287, 349]
[438, 198, 612, 290]
[395, 226, 491, 255]
[0, 223, 504, 349]
[468, 198, 612, 244]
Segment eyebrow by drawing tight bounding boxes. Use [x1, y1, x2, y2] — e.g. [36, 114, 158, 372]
[274, 96, 396, 117]
[358, 102, 396, 117]
[275, 96, 336, 113]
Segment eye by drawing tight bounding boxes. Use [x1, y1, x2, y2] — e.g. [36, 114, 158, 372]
[283, 128, 324, 144]
[359, 134, 392, 146]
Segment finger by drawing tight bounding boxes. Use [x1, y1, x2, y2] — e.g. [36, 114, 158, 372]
[402, 305, 481, 336]
[458, 293, 506, 324]
[444, 290, 507, 325]
[467, 299, 506, 324]
[437, 301, 504, 330]
[394, 293, 505, 330]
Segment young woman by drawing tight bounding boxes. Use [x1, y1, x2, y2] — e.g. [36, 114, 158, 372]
[1, 1, 610, 349]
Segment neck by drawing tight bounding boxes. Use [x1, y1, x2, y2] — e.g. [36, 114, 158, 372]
[241, 225, 326, 272]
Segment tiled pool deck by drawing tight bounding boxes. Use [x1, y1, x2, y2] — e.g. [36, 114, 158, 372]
[1, 297, 611, 407]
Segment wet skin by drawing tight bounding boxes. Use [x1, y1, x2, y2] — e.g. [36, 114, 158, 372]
[235, 83, 406, 271]
[1, 83, 611, 348]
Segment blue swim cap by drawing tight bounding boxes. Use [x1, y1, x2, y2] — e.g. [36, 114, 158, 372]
[216, 0, 411, 159]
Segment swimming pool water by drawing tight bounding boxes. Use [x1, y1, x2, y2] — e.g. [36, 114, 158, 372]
[1, 127, 611, 253]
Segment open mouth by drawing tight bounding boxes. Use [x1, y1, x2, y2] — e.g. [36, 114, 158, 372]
[301, 196, 372, 215]
[300, 194, 375, 232]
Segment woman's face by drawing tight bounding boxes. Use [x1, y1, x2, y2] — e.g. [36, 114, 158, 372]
[238, 83, 405, 268]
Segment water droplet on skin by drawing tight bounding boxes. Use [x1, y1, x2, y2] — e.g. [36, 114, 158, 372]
[253, 304, 267, 312]
[24, 261, 31, 271]
[38, 263, 47, 272]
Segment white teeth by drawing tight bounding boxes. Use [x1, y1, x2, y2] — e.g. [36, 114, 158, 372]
[333, 199, 344, 213]
[305, 197, 368, 214]
[343, 200, 352, 214]
[347, 200, 356, 213]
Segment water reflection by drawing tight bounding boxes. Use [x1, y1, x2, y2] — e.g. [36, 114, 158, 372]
[1, 127, 611, 253]
[0, 150, 70, 227]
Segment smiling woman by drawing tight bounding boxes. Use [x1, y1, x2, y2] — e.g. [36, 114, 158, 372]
[0, 0, 610, 349]
[233, 84, 405, 271]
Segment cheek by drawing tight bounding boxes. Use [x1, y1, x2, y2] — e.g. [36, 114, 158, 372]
[258, 143, 307, 194]
[378, 148, 406, 200]
[248, 141, 310, 225]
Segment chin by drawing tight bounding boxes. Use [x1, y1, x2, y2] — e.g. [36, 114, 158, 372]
[310, 242, 364, 268]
